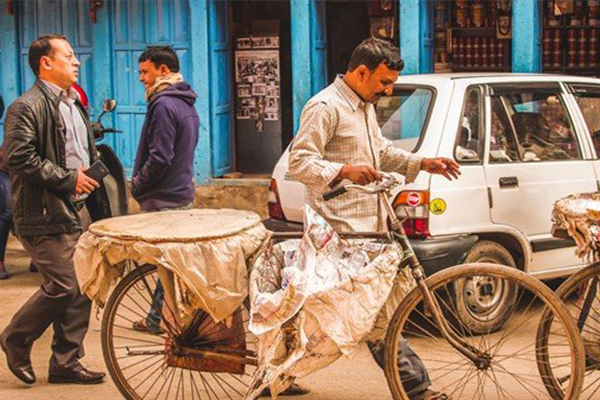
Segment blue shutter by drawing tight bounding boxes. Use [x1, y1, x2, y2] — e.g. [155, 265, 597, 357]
[109, 0, 192, 174]
[311, 0, 327, 94]
[419, 0, 434, 73]
[208, 0, 232, 177]
[16, 0, 94, 101]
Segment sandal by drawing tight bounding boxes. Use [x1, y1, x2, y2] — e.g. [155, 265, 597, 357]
[132, 319, 164, 335]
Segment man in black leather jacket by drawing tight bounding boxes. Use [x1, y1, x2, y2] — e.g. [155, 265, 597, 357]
[0, 35, 109, 386]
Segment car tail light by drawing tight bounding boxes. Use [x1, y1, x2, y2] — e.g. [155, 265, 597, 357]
[268, 178, 286, 220]
[392, 190, 430, 238]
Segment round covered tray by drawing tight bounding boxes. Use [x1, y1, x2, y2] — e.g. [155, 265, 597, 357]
[88, 208, 262, 243]
[554, 192, 600, 221]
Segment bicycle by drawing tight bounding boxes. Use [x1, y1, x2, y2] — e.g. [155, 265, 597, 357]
[101, 173, 585, 400]
[536, 195, 600, 400]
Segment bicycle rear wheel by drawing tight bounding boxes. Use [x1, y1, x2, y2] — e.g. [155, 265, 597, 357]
[101, 263, 257, 400]
[538, 262, 600, 400]
[384, 263, 584, 400]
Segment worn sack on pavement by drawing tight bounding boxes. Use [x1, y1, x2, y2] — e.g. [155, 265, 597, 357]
[245, 206, 414, 399]
[74, 209, 270, 322]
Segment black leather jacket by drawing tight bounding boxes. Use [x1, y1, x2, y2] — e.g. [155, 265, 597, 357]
[3, 80, 110, 236]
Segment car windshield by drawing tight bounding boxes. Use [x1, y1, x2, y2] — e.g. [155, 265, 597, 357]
[375, 86, 435, 152]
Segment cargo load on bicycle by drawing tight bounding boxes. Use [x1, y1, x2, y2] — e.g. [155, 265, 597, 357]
[246, 205, 414, 398]
[74, 208, 270, 397]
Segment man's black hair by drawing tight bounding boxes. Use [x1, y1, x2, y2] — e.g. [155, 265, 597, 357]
[347, 37, 404, 72]
[28, 34, 67, 77]
[139, 46, 180, 72]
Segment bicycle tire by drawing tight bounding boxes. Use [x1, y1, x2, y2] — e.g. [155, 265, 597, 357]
[538, 261, 600, 400]
[101, 263, 257, 400]
[384, 263, 584, 400]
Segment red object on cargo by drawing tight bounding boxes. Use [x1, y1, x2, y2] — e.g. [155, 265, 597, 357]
[268, 179, 286, 220]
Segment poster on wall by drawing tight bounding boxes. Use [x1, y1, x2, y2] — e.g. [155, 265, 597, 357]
[235, 37, 280, 128]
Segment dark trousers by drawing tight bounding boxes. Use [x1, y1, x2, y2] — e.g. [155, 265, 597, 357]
[369, 338, 431, 398]
[143, 203, 192, 329]
[0, 171, 12, 260]
[1, 207, 92, 371]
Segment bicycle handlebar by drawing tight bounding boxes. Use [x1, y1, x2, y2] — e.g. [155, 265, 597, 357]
[322, 172, 399, 201]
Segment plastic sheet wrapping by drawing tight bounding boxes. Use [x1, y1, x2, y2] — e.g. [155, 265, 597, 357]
[245, 206, 414, 399]
[74, 209, 271, 322]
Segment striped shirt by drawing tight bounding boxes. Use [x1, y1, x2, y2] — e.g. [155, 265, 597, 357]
[41, 80, 90, 169]
[289, 76, 423, 233]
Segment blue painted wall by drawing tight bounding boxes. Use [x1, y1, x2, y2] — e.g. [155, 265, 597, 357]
[291, 0, 328, 135]
[512, 0, 541, 72]
[0, 1, 19, 134]
[400, 0, 434, 75]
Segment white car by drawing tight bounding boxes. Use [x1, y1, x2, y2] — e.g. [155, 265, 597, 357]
[265, 73, 600, 331]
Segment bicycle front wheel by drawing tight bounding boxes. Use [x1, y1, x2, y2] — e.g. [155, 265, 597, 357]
[384, 263, 584, 400]
[538, 262, 600, 400]
[101, 263, 257, 400]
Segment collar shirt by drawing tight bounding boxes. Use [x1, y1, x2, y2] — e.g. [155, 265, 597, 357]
[41, 80, 90, 170]
[289, 76, 423, 233]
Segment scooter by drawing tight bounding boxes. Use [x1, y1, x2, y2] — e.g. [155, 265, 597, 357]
[92, 99, 128, 218]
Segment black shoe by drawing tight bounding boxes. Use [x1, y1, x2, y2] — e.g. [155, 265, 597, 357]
[0, 336, 35, 384]
[260, 383, 310, 397]
[28, 262, 38, 273]
[48, 365, 105, 385]
[0, 263, 8, 280]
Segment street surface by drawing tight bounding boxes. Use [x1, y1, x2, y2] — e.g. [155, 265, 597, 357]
[0, 237, 579, 400]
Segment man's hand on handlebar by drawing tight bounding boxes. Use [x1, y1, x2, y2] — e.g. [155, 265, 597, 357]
[338, 165, 382, 186]
[421, 157, 461, 181]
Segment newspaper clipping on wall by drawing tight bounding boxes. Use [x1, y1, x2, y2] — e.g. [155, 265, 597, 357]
[235, 36, 280, 131]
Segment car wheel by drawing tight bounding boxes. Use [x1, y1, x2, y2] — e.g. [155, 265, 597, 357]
[451, 240, 518, 334]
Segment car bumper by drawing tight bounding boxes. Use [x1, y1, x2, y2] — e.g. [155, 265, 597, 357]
[411, 235, 478, 276]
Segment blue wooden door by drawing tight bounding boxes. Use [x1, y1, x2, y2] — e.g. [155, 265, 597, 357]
[419, 0, 434, 73]
[110, 0, 192, 173]
[208, 0, 232, 177]
[16, 0, 94, 103]
[311, 0, 327, 94]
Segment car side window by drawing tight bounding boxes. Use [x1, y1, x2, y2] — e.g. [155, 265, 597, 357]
[455, 88, 483, 162]
[570, 85, 600, 156]
[489, 97, 520, 163]
[495, 91, 580, 162]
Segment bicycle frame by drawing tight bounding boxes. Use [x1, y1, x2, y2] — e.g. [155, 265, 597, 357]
[294, 174, 492, 367]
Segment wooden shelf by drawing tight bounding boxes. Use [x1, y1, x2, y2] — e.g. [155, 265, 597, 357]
[544, 66, 599, 71]
[453, 66, 506, 72]
[543, 25, 600, 30]
[450, 27, 497, 38]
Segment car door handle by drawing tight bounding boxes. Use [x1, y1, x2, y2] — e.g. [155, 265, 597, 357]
[499, 176, 519, 188]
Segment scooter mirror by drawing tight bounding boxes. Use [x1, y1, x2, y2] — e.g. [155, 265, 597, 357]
[102, 99, 117, 113]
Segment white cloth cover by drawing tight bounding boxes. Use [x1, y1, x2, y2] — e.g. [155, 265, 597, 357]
[74, 209, 270, 322]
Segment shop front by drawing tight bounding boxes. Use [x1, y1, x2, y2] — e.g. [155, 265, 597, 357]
[432, 0, 514, 73]
[541, 0, 600, 76]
